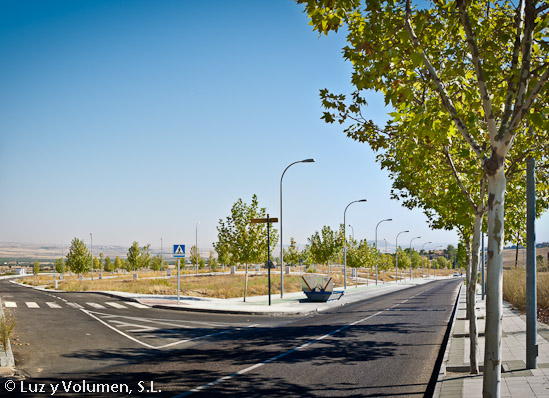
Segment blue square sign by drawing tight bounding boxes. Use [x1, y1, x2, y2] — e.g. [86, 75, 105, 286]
[173, 244, 185, 258]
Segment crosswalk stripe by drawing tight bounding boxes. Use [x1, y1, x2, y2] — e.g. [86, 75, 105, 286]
[126, 302, 148, 309]
[3, 301, 17, 308]
[86, 302, 106, 309]
[26, 302, 39, 308]
[67, 303, 83, 309]
[105, 302, 127, 309]
[46, 302, 62, 309]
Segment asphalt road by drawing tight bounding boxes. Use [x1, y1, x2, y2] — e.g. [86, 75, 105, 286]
[0, 278, 461, 398]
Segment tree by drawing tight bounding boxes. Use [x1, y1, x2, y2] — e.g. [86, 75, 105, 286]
[284, 237, 301, 266]
[66, 237, 91, 276]
[93, 257, 100, 271]
[208, 250, 219, 271]
[114, 256, 122, 271]
[297, 1, 549, 391]
[151, 256, 162, 271]
[214, 194, 278, 301]
[33, 260, 40, 283]
[308, 225, 343, 271]
[189, 245, 206, 270]
[126, 242, 151, 271]
[104, 256, 114, 272]
[54, 258, 65, 274]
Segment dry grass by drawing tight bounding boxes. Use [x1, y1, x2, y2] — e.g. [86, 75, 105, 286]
[503, 269, 549, 313]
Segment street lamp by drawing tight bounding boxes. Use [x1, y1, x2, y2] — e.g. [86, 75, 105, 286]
[89, 233, 93, 281]
[348, 224, 354, 240]
[409, 236, 421, 279]
[343, 199, 367, 289]
[395, 230, 409, 283]
[280, 158, 315, 298]
[196, 221, 200, 275]
[421, 241, 432, 278]
[375, 219, 392, 285]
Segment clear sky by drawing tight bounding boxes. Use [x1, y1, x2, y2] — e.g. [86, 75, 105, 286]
[1, 0, 547, 253]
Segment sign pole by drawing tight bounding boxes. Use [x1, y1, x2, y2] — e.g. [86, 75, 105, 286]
[267, 214, 271, 306]
[177, 258, 180, 305]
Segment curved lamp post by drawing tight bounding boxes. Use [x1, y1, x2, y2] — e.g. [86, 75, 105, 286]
[395, 230, 409, 283]
[409, 236, 421, 279]
[375, 219, 392, 285]
[421, 241, 432, 278]
[280, 158, 315, 298]
[343, 199, 367, 289]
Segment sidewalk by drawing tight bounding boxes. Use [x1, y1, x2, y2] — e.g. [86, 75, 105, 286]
[101, 277, 438, 316]
[435, 287, 549, 397]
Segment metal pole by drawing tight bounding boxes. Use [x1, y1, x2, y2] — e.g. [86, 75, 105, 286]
[348, 224, 354, 240]
[177, 258, 180, 305]
[268, 214, 271, 306]
[280, 159, 315, 298]
[90, 233, 93, 280]
[160, 238, 163, 273]
[196, 222, 200, 275]
[395, 231, 409, 283]
[375, 219, 392, 285]
[526, 153, 537, 369]
[409, 236, 420, 280]
[344, 199, 367, 290]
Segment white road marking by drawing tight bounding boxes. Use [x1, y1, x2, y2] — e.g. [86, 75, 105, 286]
[67, 302, 83, 309]
[105, 302, 127, 309]
[86, 302, 106, 309]
[46, 302, 62, 309]
[125, 302, 148, 309]
[4, 301, 17, 308]
[25, 302, 39, 308]
[173, 283, 442, 397]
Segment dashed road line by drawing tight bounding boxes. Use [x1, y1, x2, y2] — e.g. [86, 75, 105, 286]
[25, 302, 39, 308]
[45, 302, 62, 309]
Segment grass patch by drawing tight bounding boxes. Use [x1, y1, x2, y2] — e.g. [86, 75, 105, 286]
[503, 268, 549, 313]
[0, 314, 16, 351]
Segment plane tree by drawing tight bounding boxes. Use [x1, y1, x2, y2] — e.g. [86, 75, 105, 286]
[297, 0, 549, 392]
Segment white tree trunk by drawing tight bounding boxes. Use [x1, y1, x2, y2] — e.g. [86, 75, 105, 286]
[469, 211, 482, 374]
[483, 167, 506, 398]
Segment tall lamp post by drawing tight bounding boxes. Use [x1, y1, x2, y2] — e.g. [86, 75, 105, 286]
[343, 199, 367, 289]
[395, 230, 409, 283]
[375, 219, 392, 285]
[409, 236, 421, 279]
[196, 221, 200, 275]
[421, 241, 432, 278]
[89, 233, 93, 281]
[280, 158, 315, 298]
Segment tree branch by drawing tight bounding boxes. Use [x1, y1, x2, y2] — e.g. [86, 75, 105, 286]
[404, 0, 483, 158]
[499, 0, 525, 136]
[443, 146, 478, 211]
[457, 0, 498, 139]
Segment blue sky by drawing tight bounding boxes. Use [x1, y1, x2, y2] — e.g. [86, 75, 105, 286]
[1, 0, 547, 252]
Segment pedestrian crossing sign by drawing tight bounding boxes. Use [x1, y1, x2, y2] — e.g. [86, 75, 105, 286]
[173, 244, 185, 258]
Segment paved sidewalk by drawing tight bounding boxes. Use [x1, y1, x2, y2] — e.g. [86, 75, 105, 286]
[435, 287, 549, 397]
[103, 276, 439, 315]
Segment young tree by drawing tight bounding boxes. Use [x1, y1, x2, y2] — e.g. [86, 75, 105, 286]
[208, 250, 219, 271]
[151, 256, 162, 271]
[93, 257, 100, 271]
[297, 1, 549, 391]
[54, 258, 65, 274]
[104, 256, 114, 272]
[127, 242, 141, 271]
[214, 194, 278, 301]
[284, 237, 301, 266]
[189, 245, 206, 270]
[66, 237, 91, 276]
[308, 225, 343, 272]
[114, 256, 122, 271]
[33, 260, 40, 284]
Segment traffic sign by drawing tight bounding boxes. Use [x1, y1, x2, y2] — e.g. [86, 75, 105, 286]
[173, 244, 185, 258]
[250, 217, 278, 224]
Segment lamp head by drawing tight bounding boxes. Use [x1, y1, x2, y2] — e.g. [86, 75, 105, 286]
[359, 199, 367, 202]
[302, 158, 316, 163]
